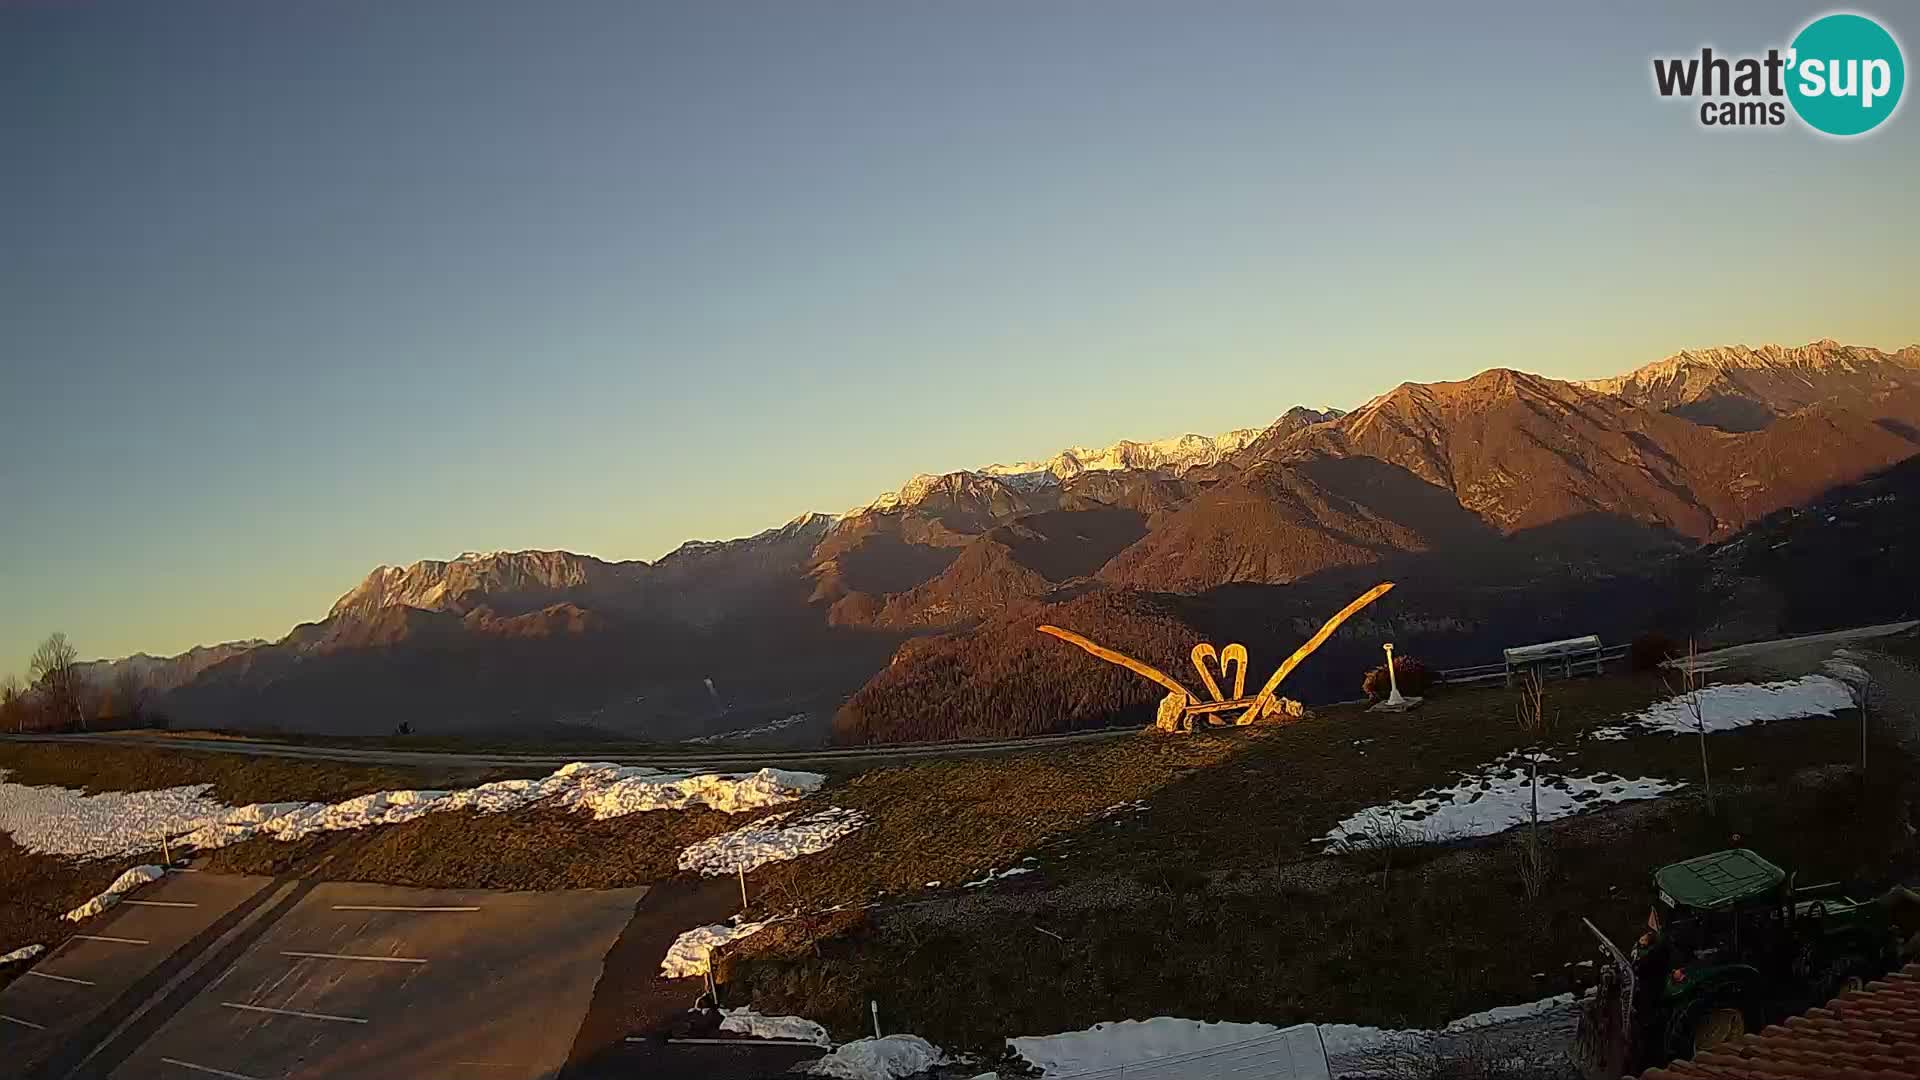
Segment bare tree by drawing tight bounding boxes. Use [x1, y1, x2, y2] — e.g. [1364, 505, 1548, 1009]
[112, 667, 147, 726]
[29, 632, 86, 732]
[1, 674, 24, 733]
[1666, 639, 1713, 815]
[1514, 669, 1554, 901]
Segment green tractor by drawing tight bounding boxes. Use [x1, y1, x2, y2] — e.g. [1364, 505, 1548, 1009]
[1576, 849, 1904, 1077]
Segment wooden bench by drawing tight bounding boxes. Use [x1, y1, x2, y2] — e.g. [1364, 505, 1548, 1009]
[1503, 634, 1605, 686]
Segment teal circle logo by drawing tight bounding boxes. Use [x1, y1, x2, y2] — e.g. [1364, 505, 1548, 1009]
[1786, 13, 1905, 136]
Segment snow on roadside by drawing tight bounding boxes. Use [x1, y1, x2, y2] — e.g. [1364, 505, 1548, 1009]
[1, 944, 45, 965]
[1588, 675, 1856, 740]
[1318, 751, 1682, 852]
[1013, 995, 1577, 1079]
[804, 1034, 948, 1079]
[678, 807, 870, 875]
[660, 917, 780, 978]
[0, 762, 825, 861]
[1319, 992, 1577, 1077]
[719, 1007, 831, 1046]
[1010, 1017, 1286, 1076]
[63, 864, 166, 921]
[685, 712, 811, 744]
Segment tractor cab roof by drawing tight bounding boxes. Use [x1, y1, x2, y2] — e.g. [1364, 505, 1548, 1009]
[1655, 849, 1787, 911]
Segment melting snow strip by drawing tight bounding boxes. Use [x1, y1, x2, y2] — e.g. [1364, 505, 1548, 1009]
[3, 762, 827, 861]
[678, 807, 871, 875]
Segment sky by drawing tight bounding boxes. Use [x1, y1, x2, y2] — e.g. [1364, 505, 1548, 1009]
[3, 1, 1918, 671]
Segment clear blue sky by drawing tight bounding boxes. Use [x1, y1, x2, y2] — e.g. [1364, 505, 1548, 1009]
[3, 1, 1917, 669]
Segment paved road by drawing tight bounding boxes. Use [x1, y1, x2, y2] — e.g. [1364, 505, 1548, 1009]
[1686, 620, 1918, 677]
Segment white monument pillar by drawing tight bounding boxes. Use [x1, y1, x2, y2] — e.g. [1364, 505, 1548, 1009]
[1383, 642, 1405, 706]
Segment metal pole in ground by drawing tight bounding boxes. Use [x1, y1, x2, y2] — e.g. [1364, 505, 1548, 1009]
[738, 864, 748, 912]
[870, 1000, 881, 1039]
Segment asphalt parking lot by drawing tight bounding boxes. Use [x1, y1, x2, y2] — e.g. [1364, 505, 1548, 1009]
[0, 871, 275, 1080]
[102, 882, 646, 1080]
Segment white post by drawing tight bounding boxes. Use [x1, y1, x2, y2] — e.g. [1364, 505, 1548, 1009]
[737, 864, 749, 912]
[1383, 643, 1405, 706]
[871, 1000, 882, 1039]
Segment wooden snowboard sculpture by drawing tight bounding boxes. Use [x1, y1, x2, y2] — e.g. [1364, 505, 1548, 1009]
[1037, 582, 1394, 732]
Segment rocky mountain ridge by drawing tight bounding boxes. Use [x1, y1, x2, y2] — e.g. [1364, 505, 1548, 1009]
[90, 338, 1920, 741]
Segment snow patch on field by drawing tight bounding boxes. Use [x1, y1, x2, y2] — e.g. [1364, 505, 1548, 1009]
[1013, 995, 1575, 1079]
[660, 917, 779, 978]
[0, 763, 825, 861]
[1, 944, 45, 965]
[1010, 1017, 1292, 1076]
[1588, 675, 1856, 740]
[678, 807, 870, 875]
[64, 864, 166, 921]
[718, 1007, 831, 1046]
[805, 1034, 948, 1079]
[1318, 751, 1682, 852]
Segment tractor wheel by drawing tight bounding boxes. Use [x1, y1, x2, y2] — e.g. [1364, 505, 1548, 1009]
[1819, 953, 1881, 1001]
[1692, 1006, 1747, 1052]
[1668, 997, 1753, 1060]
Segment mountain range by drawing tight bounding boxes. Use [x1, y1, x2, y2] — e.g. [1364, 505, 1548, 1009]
[89, 340, 1920, 743]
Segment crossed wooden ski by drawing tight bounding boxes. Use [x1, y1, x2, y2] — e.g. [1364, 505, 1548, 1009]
[1038, 581, 1394, 729]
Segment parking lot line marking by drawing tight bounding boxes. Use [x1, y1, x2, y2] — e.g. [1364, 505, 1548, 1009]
[160, 1057, 270, 1080]
[329, 904, 479, 912]
[1, 1013, 47, 1030]
[74, 934, 149, 945]
[222, 1001, 368, 1024]
[24, 969, 94, 986]
[281, 950, 427, 964]
[123, 900, 197, 908]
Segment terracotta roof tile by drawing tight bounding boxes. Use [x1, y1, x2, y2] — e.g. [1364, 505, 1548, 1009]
[1630, 962, 1920, 1080]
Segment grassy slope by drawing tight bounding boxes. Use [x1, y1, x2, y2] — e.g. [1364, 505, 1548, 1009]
[722, 670, 1916, 1052]
[6, 663, 1907, 1048]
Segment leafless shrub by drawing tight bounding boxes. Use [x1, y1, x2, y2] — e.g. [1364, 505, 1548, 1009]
[1330, 809, 1425, 893]
[1664, 640, 1713, 814]
[1512, 671, 1555, 901]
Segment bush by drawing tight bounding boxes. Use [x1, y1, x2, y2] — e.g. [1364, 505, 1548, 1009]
[1629, 632, 1681, 672]
[1361, 657, 1434, 702]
